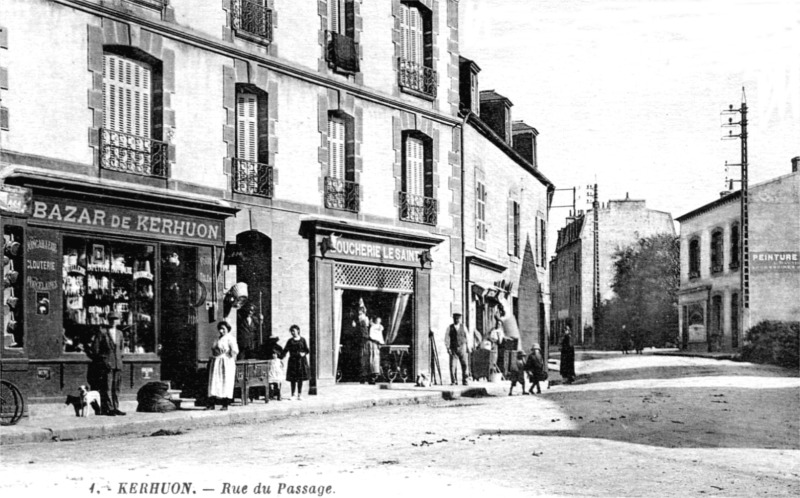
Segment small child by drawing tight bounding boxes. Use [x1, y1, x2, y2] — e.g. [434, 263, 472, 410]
[525, 344, 547, 394]
[508, 350, 527, 396]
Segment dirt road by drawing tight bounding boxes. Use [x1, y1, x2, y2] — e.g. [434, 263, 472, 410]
[1, 355, 797, 497]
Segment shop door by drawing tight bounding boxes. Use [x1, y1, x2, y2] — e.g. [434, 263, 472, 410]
[160, 244, 199, 390]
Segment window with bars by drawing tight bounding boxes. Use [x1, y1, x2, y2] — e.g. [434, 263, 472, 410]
[325, 113, 358, 212]
[400, 131, 436, 225]
[507, 200, 520, 257]
[398, 2, 436, 98]
[710, 229, 724, 274]
[101, 51, 167, 178]
[328, 116, 345, 180]
[326, 0, 359, 73]
[234, 86, 271, 197]
[476, 180, 487, 247]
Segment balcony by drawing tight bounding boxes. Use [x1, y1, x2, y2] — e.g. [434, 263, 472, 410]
[324, 177, 359, 212]
[729, 261, 740, 270]
[399, 192, 437, 226]
[688, 270, 700, 280]
[398, 58, 437, 99]
[233, 158, 273, 198]
[326, 31, 360, 74]
[100, 128, 168, 178]
[232, 0, 272, 42]
[711, 264, 724, 274]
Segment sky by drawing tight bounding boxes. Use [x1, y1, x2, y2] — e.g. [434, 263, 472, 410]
[461, 0, 799, 234]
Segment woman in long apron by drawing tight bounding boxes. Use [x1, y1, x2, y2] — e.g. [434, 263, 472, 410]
[206, 321, 239, 410]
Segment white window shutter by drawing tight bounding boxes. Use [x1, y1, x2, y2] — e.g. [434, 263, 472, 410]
[103, 53, 150, 138]
[405, 137, 424, 197]
[507, 199, 514, 255]
[328, 117, 345, 179]
[329, 0, 342, 33]
[400, 4, 409, 61]
[237, 93, 258, 162]
[408, 6, 423, 64]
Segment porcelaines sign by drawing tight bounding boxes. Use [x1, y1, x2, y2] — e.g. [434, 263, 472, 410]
[31, 198, 223, 244]
[330, 237, 421, 263]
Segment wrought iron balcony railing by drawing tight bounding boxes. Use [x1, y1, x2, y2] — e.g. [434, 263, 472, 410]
[128, 0, 166, 9]
[233, 0, 272, 41]
[100, 128, 169, 178]
[326, 31, 360, 73]
[729, 260, 740, 270]
[325, 177, 360, 212]
[688, 270, 700, 280]
[399, 191, 437, 226]
[398, 58, 437, 99]
[233, 158, 273, 198]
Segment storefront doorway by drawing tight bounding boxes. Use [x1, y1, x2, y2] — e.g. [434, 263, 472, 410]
[336, 289, 413, 382]
[160, 244, 200, 390]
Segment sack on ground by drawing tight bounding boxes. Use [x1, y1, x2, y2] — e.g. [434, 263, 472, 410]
[136, 381, 177, 413]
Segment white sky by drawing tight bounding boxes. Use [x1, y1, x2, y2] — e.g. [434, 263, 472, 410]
[461, 0, 799, 230]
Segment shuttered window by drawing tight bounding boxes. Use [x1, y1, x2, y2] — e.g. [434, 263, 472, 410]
[540, 218, 547, 267]
[508, 200, 520, 257]
[328, 116, 345, 179]
[405, 136, 425, 197]
[400, 3, 423, 64]
[236, 93, 258, 162]
[328, 0, 344, 33]
[476, 181, 487, 244]
[103, 53, 151, 138]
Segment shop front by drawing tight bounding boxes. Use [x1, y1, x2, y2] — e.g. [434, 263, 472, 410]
[301, 218, 442, 392]
[678, 285, 710, 352]
[1, 179, 236, 402]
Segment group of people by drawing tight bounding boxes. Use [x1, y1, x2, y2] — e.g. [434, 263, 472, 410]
[206, 321, 310, 410]
[620, 325, 644, 355]
[356, 303, 385, 385]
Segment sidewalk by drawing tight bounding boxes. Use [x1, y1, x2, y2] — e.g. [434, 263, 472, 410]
[0, 381, 508, 446]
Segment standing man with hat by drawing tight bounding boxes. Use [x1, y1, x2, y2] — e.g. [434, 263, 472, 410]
[87, 312, 126, 416]
[445, 313, 471, 386]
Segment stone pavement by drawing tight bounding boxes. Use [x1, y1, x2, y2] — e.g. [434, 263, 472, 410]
[0, 381, 510, 446]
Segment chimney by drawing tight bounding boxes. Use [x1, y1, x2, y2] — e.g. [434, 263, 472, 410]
[511, 121, 539, 167]
[459, 57, 481, 116]
[792, 156, 799, 173]
[479, 90, 513, 145]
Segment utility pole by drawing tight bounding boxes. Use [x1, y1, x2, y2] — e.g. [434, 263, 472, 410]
[722, 87, 749, 345]
[589, 183, 599, 346]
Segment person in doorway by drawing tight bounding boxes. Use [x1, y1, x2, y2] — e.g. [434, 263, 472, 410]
[282, 325, 310, 400]
[237, 302, 264, 360]
[620, 325, 631, 355]
[445, 313, 471, 386]
[206, 321, 238, 410]
[484, 318, 505, 373]
[508, 350, 527, 395]
[358, 304, 381, 384]
[526, 344, 548, 394]
[87, 315, 126, 416]
[560, 326, 576, 384]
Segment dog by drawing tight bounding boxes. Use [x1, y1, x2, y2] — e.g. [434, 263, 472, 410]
[415, 373, 430, 388]
[65, 386, 101, 417]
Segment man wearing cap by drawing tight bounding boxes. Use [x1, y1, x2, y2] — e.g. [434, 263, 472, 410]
[87, 313, 126, 416]
[444, 313, 471, 386]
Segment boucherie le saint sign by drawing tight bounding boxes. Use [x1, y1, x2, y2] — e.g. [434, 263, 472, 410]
[330, 236, 421, 263]
[31, 198, 223, 244]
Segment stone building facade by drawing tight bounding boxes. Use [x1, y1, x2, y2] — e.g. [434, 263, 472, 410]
[676, 164, 800, 352]
[550, 196, 675, 345]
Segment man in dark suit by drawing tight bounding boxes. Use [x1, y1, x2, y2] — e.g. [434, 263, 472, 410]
[87, 314, 126, 416]
[444, 313, 472, 386]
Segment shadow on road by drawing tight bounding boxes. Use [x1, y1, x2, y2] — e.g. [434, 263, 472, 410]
[478, 386, 800, 450]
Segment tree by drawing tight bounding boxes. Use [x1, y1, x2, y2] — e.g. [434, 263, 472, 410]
[596, 234, 679, 349]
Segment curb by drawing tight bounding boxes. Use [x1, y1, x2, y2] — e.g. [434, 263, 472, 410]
[1, 390, 449, 446]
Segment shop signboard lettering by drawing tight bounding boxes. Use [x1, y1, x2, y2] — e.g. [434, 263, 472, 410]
[0, 184, 32, 215]
[750, 252, 800, 272]
[31, 198, 223, 244]
[329, 237, 421, 264]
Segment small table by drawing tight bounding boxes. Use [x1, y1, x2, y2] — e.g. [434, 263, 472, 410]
[235, 360, 269, 405]
[379, 344, 410, 383]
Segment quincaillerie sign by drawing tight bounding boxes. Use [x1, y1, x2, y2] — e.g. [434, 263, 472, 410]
[31, 197, 223, 244]
[750, 252, 800, 272]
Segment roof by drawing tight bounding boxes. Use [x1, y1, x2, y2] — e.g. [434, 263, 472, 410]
[512, 121, 539, 135]
[480, 90, 513, 106]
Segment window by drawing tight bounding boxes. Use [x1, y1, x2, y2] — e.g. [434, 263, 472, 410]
[476, 180, 487, 247]
[573, 252, 578, 272]
[688, 237, 700, 279]
[326, 0, 359, 73]
[398, 2, 436, 98]
[233, 0, 272, 42]
[234, 86, 272, 197]
[507, 200, 520, 257]
[101, 51, 167, 178]
[730, 223, 740, 270]
[731, 293, 739, 348]
[325, 113, 358, 212]
[470, 72, 479, 114]
[399, 132, 436, 225]
[539, 218, 547, 267]
[710, 229, 724, 274]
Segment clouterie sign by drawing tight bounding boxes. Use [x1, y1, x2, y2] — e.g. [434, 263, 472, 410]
[31, 197, 223, 244]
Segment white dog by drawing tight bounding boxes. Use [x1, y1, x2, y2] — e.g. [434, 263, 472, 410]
[415, 373, 430, 388]
[65, 385, 101, 417]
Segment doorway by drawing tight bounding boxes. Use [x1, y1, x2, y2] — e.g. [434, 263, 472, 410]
[160, 244, 199, 389]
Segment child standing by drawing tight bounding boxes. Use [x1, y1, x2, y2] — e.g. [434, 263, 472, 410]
[525, 344, 547, 394]
[508, 350, 527, 396]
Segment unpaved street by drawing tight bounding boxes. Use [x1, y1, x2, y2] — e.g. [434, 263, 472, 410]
[1, 355, 798, 497]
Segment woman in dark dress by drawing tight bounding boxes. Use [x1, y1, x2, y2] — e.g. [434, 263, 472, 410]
[281, 324, 309, 400]
[559, 326, 576, 383]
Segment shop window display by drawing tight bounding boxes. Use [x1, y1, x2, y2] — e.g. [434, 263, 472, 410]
[62, 237, 155, 354]
[3, 225, 24, 349]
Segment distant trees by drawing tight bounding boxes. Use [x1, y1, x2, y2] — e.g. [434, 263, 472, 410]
[596, 234, 680, 349]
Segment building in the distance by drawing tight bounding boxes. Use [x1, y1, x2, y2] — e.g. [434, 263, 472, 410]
[549, 195, 675, 345]
[676, 159, 800, 352]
